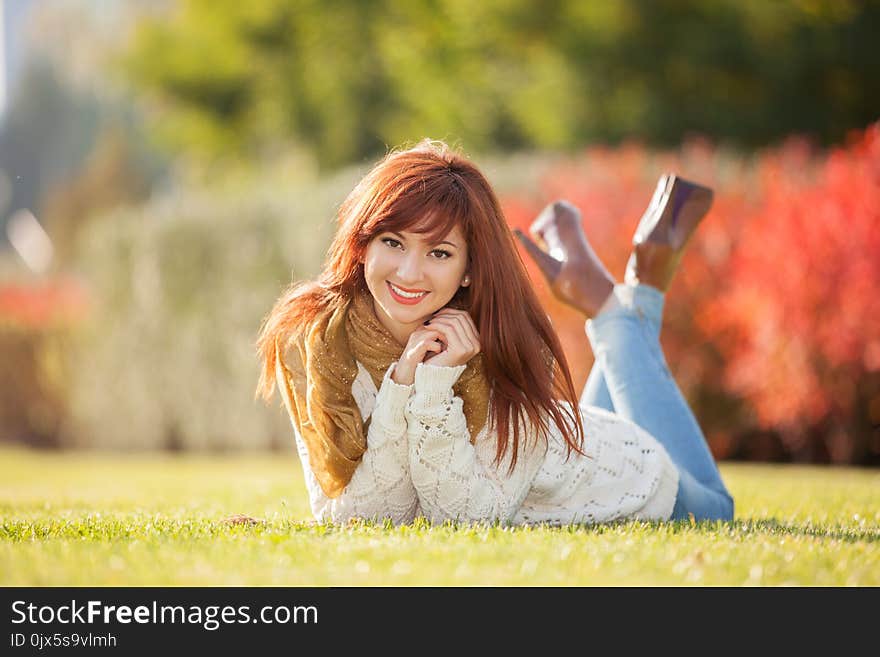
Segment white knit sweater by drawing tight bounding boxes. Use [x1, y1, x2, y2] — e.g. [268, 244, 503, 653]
[284, 358, 680, 526]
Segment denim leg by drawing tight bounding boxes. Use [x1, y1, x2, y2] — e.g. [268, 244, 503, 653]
[670, 469, 735, 521]
[584, 284, 734, 521]
[579, 284, 663, 412]
[580, 365, 614, 411]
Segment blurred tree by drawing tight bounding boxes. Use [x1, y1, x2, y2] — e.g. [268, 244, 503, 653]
[122, 0, 880, 168]
[42, 127, 152, 267]
[0, 0, 168, 263]
[0, 57, 97, 242]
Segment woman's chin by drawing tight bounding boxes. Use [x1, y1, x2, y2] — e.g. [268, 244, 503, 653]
[388, 308, 430, 326]
[375, 299, 422, 325]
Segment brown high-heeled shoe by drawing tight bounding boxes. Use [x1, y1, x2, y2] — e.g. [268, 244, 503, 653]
[624, 174, 714, 292]
[514, 200, 616, 317]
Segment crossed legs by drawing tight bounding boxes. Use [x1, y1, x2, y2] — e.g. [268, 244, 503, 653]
[516, 178, 734, 521]
[582, 284, 734, 521]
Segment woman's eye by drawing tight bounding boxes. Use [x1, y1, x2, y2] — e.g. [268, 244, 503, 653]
[381, 238, 450, 260]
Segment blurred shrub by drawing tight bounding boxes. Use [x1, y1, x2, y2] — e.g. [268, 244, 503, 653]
[0, 278, 89, 447]
[42, 127, 154, 268]
[505, 123, 880, 465]
[701, 123, 880, 463]
[62, 168, 359, 451]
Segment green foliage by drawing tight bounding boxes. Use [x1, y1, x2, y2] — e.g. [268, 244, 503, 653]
[122, 0, 880, 168]
[1, 448, 877, 585]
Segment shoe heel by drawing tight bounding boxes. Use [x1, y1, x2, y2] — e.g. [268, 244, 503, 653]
[633, 173, 675, 245]
[624, 174, 714, 292]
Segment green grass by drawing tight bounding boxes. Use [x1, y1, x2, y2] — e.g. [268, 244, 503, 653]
[1, 447, 877, 586]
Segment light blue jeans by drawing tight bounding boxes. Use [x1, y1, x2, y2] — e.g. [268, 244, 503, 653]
[581, 283, 734, 521]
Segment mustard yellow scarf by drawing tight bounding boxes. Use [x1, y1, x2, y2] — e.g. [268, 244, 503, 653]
[275, 286, 490, 498]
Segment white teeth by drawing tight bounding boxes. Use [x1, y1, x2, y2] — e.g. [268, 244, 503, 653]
[389, 283, 428, 299]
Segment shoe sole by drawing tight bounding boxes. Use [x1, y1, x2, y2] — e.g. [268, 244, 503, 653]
[632, 174, 713, 249]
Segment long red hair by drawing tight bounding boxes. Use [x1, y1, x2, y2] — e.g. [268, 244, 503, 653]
[256, 139, 586, 468]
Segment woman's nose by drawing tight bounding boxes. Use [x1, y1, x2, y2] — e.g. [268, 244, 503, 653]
[396, 252, 424, 283]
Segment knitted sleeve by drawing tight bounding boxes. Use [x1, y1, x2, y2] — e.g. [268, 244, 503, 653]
[405, 362, 546, 524]
[278, 356, 420, 525]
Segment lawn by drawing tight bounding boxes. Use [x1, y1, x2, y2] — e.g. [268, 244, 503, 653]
[1, 447, 877, 586]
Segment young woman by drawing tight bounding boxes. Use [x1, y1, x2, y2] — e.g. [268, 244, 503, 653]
[255, 139, 734, 526]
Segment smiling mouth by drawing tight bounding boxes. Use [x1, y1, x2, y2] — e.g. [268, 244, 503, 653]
[387, 281, 429, 303]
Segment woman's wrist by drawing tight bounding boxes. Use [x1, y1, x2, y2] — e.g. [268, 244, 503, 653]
[413, 361, 467, 392]
[391, 362, 415, 386]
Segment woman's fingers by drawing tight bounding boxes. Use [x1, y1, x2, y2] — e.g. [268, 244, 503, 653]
[457, 313, 480, 347]
[426, 315, 478, 356]
[444, 314, 478, 351]
[414, 328, 446, 363]
[413, 328, 445, 352]
[423, 335, 445, 354]
[431, 309, 481, 349]
[427, 318, 467, 352]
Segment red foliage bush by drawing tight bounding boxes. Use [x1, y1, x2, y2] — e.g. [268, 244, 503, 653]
[502, 122, 880, 464]
[701, 124, 880, 463]
[0, 276, 90, 446]
[0, 277, 90, 330]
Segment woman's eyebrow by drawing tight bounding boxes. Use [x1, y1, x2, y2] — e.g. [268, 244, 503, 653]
[389, 231, 459, 248]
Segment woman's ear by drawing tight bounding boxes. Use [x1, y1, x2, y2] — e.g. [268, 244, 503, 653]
[461, 273, 471, 287]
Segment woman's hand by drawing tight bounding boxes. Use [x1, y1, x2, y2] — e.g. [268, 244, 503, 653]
[391, 325, 447, 385]
[421, 308, 481, 369]
[391, 309, 482, 385]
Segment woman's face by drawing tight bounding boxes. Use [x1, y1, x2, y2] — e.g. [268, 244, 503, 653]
[362, 223, 470, 346]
